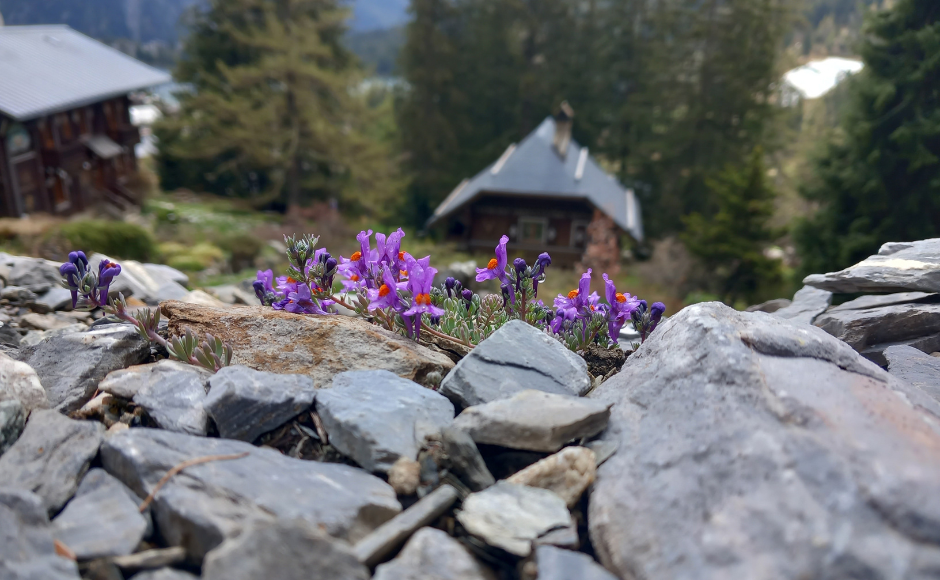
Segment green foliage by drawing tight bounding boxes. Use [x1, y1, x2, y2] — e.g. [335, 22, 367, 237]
[396, 0, 797, 233]
[159, 242, 226, 272]
[52, 221, 156, 262]
[345, 27, 404, 76]
[682, 148, 784, 305]
[155, 0, 398, 214]
[794, 0, 940, 276]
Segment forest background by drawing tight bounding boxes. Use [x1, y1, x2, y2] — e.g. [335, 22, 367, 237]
[2, 0, 937, 309]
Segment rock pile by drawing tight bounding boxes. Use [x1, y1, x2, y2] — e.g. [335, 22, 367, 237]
[2, 241, 939, 580]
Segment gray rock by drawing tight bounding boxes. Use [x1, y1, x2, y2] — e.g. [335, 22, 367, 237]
[772, 285, 832, 325]
[373, 527, 497, 580]
[588, 302, 940, 580]
[827, 291, 936, 312]
[354, 484, 460, 567]
[535, 546, 617, 580]
[0, 399, 26, 456]
[0, 410, 103, 516]
[20, 323, 90, 347]
[0, 320, 21, 347]
[202, 519, 369, 580]
[101, 428, 401, 560]
[814, 303, 940, 355]
[0, 487, 81, 580]
[130, 360, 213, 436]
[745, 298, 791, 313]
[208, 284, 257, 305]
[317, 370, 455, 473]
[441, 425, 495, 492]
[113, 547, 187, 573]
[143, 263, 190, 287]
[36, 287, 75, 312]
[7, 257, 62, 291]
[0, 285, 38, 303]
[506, 446, 596, 507]
[804, 238, 940, 293]
[440, 320, 591, 409]
[13, 324, 150, 412]
[885, 345, 940, 404]
[860, 331, 940, 367]
[52, 469, 149, 560]
[452, 390, 610, 453]
[205, 365, 316, 442]
[0, 351, 49, 411]
[130, 568, 199, 580]
[457, 481, 573, 557]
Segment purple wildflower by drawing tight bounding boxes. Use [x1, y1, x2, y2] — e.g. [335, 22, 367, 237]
[338, 229, 374, 290]
[96, 259, 121, 305]
[284, 283, 328, 315]
[444, 277, 457, 297]
[532, 252, 551, 297]
[475, 235, 510, 284]
[403, 258, 444, 341]
[602, 273, 641, 343]
[367, 267, 405, 312]
[513, 258, 527, 292]
[60, 251, 90, 308]
[552, 268, 599, 323]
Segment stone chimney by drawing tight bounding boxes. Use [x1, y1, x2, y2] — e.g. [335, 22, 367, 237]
[553, 101, 575, 159]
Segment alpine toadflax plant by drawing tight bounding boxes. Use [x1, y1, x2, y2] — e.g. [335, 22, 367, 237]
[59, 253, 233, 372]
[253, 229, 663, 352]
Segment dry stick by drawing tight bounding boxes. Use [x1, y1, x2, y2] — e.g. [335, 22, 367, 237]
[138, 452, 249, 513]
[421, 322, 473, 349]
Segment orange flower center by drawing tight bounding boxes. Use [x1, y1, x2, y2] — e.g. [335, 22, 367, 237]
[487, 258, 498, 270]
[400, 270, 408, 278]
[398, 251, 405, 260]
[568, 289, 579, 299]
[287, 277, 296, 283]
[415, 293, 431, 305]
[591, 305, 596, 311]
[615, 293, 627, 303]
[350, 274, 360, 282]
[351, 251, 362, 261]
[378, 284, 391, 297]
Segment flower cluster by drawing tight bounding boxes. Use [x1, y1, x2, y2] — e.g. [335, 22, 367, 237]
[253, 229, 666, 352]
[59, 252, 233, 373]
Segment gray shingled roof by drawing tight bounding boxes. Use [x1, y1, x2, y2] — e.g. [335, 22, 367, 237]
[428, 117, 643, 241]
[0, 26, 172, 121]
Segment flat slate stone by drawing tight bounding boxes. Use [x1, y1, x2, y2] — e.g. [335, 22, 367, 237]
[535, 545, 618, 580]
[588, 302, 940, 580]
[439, 320, 591, 409]
[745, 298, 791, 313]
[452, 390, 610, 453]
[128, 360, 213, 436]
[0, 487, 81, 580]
[772, 285, 832, 325]
[0, 399, 26, 456]
[814, 302, 940, 354]
[0, 410, 103, 516]
[52, 469, 150, 560]
[373, 527, 497, 580]
[885, 345, 940, 404]
[0, 351, 50, 412]
[860, 331, 940, 367]
[456, 481, 573, 557]
[201, 520, 369, 580]
[804, 238, 940, 293]
[317, 370, 455, 473]
[205, 365, 316, 442]
[12, 324, 150, 412]
[160, 301, 454, 387]
[101, 428, 401, 560]
[441, 425, 495, 492]
[36, 287, 75, 312]
[129, 568, 199, 580]
[827, 291, 936, 312]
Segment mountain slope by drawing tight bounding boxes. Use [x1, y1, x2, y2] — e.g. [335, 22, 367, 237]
[349, 0, 409, 32]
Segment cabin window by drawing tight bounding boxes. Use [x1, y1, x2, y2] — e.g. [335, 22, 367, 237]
[571, 220, 589, 248]
[518, 217, 548, 244]
[56, 114, 75, 144]
[6, 124, 32, 156]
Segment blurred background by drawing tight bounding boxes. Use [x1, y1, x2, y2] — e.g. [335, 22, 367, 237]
[0, 0, 936, 311]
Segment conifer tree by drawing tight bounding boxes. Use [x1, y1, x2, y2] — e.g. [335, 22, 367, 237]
[682, 147, 783, 305]
[794, 0, 940, 276]
[155, 0, 394, 213]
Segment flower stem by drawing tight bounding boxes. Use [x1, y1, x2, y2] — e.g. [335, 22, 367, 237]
[420, 322, 473, 349]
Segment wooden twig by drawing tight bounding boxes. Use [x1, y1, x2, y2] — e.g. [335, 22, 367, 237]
[310, 411, 329, 445]
[138, 452, 249, 513]
[54, 539, 76, 560]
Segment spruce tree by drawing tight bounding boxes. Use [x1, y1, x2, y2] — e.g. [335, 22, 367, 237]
[682, 148, 784, 305]
[155, 0, 394, 212]
[794, 0, 940, 276]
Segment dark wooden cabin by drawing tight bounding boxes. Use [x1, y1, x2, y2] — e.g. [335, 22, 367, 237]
[0, 25, 171, 217]
[426, 106, 643, 265]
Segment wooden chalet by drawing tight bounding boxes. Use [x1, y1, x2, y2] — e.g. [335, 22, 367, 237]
[427, 105, 643, 265]
[0, 25, 171, 217]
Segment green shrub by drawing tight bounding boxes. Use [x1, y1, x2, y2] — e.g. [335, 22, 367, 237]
[213, 231, 265, 272]
[159, 241, 226, 272]
[53, 220, 156, 261]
